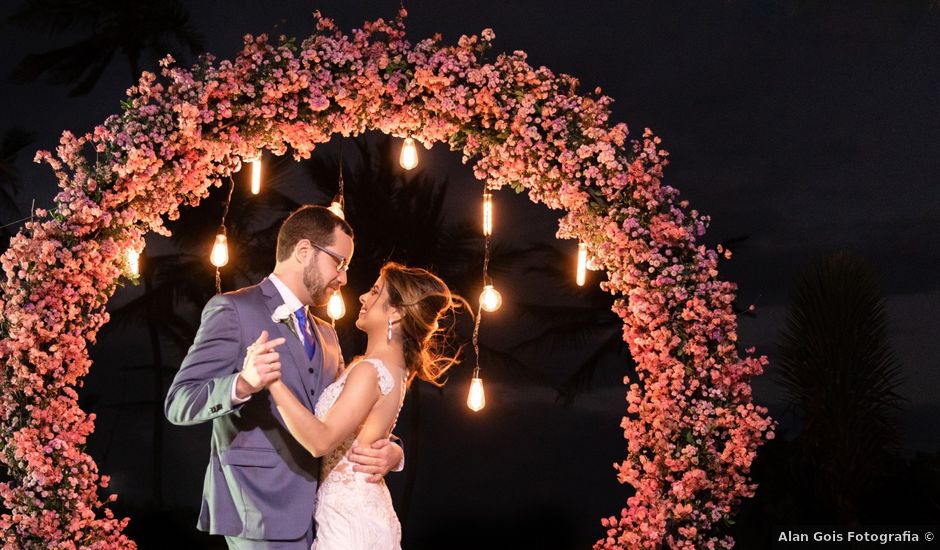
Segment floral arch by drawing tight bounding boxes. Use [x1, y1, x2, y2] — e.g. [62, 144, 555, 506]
[0, 10, 774, 549]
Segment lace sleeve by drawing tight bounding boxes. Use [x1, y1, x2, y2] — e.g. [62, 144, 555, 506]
[366, 360, 395, 396]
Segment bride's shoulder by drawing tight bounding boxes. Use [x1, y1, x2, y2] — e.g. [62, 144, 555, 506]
[348, 358, 402, 396]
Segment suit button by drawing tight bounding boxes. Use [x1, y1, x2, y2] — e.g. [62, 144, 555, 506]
[310, 389, 315, 396]
[308, 368, 314, 374]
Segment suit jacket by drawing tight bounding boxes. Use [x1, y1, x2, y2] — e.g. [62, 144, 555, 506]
[165, 277, 343, 540]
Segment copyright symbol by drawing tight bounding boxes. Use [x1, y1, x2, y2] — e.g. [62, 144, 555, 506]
[926, 531, 934, 542]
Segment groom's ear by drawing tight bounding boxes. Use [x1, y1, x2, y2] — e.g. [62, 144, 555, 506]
[293, 239, 312, 262]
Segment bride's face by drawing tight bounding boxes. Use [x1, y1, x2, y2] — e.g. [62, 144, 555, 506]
[356, 277, 393, 334]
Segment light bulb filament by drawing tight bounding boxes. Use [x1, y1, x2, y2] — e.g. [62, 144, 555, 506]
[483, 192, 493, 236]
[250, 159, 262, 194]
[576, 242, 587, 286]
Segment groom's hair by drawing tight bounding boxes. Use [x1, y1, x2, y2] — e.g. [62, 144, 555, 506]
[276, 205, 353, 262]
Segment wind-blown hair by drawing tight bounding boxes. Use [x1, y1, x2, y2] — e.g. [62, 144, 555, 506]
[380, 262, 467, 387]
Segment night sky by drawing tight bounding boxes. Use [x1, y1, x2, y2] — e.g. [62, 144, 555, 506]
[1, 1, 939, 548]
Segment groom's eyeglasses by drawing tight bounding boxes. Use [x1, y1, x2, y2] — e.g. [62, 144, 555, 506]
[310, 242, 350, 273]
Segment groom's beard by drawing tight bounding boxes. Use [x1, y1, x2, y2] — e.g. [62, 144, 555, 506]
[303, 262, 333, 307]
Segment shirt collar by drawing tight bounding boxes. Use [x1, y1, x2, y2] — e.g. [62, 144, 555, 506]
[268, 273, 304, 313]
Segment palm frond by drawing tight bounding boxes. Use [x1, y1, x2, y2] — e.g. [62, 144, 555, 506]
[8, 0, 203, 95]
[775, 249, 905, 522]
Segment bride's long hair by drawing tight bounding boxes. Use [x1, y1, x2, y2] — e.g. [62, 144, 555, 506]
[380, 262, 467, 387]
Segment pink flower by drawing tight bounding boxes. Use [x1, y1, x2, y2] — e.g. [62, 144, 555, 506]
[1, 12, 774, 549]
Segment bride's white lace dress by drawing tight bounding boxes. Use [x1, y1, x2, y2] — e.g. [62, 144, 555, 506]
[311, 359, 405, 550]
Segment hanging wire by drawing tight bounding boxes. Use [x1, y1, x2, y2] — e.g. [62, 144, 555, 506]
[337, 140, 345, 210]
[472, 184, 493, 376]
[471, 298, 484, 376]
[0, 214, 34, 230]
[215, 177, 236, 294]
[0, 199, 36, 230]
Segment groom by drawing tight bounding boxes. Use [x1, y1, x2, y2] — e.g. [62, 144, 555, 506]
[165, 205, 403, 548]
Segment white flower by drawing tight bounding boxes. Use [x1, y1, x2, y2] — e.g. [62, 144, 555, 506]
[272, 304, 293, 323]
[271, 304, 300, 340]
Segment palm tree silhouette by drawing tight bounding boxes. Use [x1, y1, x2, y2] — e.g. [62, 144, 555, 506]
[6, 0, 203, 508]
[776, 250, 904, 524]
[8, 0, 204, 96]
[512, 244, 629, 404]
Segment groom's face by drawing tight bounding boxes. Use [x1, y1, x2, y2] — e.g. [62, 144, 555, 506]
[303, 228, 353, 306]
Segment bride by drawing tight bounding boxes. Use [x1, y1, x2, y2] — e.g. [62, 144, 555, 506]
[266, 262, 464, 550]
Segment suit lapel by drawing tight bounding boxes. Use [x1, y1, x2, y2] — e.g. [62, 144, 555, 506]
[260, 278, 319, 410]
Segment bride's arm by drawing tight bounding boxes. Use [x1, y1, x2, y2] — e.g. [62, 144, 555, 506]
[268, 364, 380, 458]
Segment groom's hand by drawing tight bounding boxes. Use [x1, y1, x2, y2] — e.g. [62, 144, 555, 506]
[349, 439, 404, 483]
[236, 330, 286, 398]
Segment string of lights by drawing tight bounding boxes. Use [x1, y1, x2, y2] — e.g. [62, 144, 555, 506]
[170, 138, 590, 411]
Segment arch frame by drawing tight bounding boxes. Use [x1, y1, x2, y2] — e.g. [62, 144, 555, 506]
[0, 11, 773, 549]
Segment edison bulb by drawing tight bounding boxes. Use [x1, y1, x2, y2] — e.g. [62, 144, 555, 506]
[210, 234, 229, 267]
[576, 242, 588, 286]
[479, 284, 502, 312]
[125, 249, 140, 276]
[482, 192, 493, 236]
[327, 290, 346, 320]
[399, 137, 418, 170]
[467, 375, 486, 411]
[250, 159, 262, 194]
[328, 201, 345, 220]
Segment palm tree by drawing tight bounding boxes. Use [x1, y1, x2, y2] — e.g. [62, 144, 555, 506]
[8, 0, 204, 96]
[0, 128, 34, 251]
[776, 250, 905, 523]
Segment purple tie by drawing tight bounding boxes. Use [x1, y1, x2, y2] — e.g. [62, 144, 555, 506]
[294, 307, 315, 360]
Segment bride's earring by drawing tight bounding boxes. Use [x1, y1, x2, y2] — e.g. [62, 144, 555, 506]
[387, 318, 393, 343]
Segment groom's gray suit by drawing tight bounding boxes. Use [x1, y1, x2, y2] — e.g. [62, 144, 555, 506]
[165, 277, 343, 546]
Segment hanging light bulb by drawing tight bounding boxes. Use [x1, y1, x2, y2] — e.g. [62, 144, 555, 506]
[576, 242, 588, 286]
[479, 284, 502, 312]
[482, 191, 493, 236]
[399, 137, 418, 170]
[327, 290, 346, 320]
[210, 233, 229, 267]
[125, 249, 140, 276]
[467, 367, 486, 411]
[250, 158, 262, 194]
[328, 201, 345, 220]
